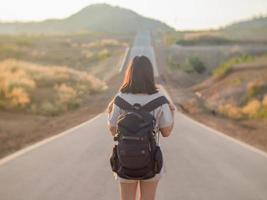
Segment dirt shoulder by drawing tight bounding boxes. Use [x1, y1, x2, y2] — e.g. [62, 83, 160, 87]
[154, 33, 267, 153]
[0, 69, 124, 159]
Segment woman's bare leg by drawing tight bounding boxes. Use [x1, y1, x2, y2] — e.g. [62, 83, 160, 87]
[119, 181, 139, 200]
[139, 180, 159, 200]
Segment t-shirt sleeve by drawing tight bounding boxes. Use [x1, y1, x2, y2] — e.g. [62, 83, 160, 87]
[158, 103, 174, 128]
[107, 103, 121, 127]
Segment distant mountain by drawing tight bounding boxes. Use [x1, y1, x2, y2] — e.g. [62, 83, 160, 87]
[222, 16, 267, 40]
[0, 4, 174, 34]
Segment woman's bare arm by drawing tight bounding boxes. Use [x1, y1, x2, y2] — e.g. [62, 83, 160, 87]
[106, 98, 114, 113]
[107, 99, 117, 136]
[159, 103, 175, 137]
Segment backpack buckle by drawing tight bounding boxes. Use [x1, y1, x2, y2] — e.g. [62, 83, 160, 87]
[133, 103, 142, 110]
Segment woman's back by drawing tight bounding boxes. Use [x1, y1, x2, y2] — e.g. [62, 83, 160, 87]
[108, 90, 174, 146]
[107, 55, 174, 200]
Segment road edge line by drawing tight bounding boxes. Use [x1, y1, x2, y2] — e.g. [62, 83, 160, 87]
[0, 113, 103, 166]
[119, 47, 130, 72]
[180, 113, 267, 158]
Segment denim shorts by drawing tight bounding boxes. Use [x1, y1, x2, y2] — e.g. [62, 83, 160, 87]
[113, 166, 165, 183]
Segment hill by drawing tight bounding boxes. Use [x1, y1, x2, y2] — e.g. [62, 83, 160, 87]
[0, 4, 174, 34]
[222, 16, 267, 40]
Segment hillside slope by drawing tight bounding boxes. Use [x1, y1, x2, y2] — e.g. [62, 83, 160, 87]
[184, 56, 267, 152]
[223, 16, 267, 40]
[0, 4, 174, 34]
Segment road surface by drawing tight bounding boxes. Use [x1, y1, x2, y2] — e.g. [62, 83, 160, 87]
[128, 31, 159, 77]
[0, 32, 267, 200]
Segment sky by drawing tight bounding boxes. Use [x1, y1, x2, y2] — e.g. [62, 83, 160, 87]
[0, 0, 267, 30]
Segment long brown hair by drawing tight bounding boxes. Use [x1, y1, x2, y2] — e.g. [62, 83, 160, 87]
[119, 55, 158, 94]
[106, 56, 158, 113]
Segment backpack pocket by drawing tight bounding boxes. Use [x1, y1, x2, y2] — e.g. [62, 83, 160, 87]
[154, 146, 163, 173]
[118, 143, 151, 169]
[110, 145, 119, 172]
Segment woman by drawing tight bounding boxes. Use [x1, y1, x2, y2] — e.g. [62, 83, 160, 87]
[107, 55, 175, 200]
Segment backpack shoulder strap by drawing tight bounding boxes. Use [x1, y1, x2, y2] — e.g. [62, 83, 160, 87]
[114, 96, 135, 111]
[140, 96, 169, 112]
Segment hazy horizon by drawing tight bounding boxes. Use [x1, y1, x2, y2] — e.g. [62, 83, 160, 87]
[0, 0, 267, 30]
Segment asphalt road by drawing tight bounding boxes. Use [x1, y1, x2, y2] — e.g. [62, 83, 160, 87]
[128, 31, 159, 77]
[0, 32, 267, 200]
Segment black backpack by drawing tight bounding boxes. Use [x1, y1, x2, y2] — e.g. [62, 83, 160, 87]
[110, 95, 169, 180]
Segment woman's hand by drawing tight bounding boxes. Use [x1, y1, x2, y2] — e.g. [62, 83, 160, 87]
[169, 103, 176, 112]
[169, 103, 175, 119]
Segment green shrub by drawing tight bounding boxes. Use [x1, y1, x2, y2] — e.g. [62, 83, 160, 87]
[246, 80, 265, 98]
[185, 57, 206, 73]
[164, 32, 184, 46]
[213, 55, 254, 78]
[176, 35, 233, 46]
[168, 55, 206, 74]
[256, 107, 267, 119]
[231, 78, 242, 86]
[39, 102, 62, 116]
[83, 48, 111, 62]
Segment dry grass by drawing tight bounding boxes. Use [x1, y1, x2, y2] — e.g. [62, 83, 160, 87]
[242, 99, 262, 117]
[81, 39, 123, 48]
[213, 80, 267, 120]
[211, 73, 267, 120]
[263, 94, 267, 107]
[0, 34, 129, 73]
[219, 104, 243, 119]
[246, 80, 265, 98]
[0, 33, 129, 159]
[0, 59, 107, 115]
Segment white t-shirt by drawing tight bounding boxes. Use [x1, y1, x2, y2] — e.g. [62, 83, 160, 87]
[107, 91, 174, 146]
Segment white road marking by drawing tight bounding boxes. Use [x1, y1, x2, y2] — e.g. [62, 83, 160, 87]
[180, 113, 267, 158]
[119, 47, 130, 72]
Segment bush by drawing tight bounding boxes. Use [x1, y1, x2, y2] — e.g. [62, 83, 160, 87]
[0, 60, 36, 109]
[54, 84, 77, 104]
[54, 83, 80, 111]
[241, 99, 261, 118]
[100, 39, 120, 47]
[176, 35, 233, 46]
[185, 57, 206, 73]
[246, 80, 265, 98]
[6, 87, 31, 108]
[82, 48, 111, 62]
[0, 59, 107, 115]
[39, 102, 62, 116]
[231, 78, 242, 86]
[164, 32, 184, 46]
[213, 55, 254, 78]
[219, 104, 243, 119]
[168, 55, 206, 74]
[82, 39, 121, 49]
[256, 107, 267, 119]
[218, 96, 267, 120]
[262, 94, 267, 107]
